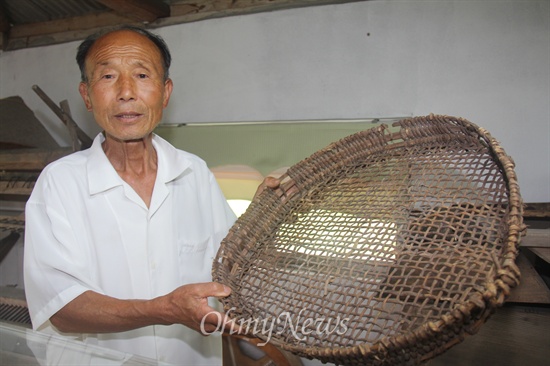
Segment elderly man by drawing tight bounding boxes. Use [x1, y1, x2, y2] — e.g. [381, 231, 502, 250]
[24, 25, 264, 365]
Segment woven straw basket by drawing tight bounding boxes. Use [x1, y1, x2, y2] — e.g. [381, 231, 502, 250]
[213, 115, 524, 365]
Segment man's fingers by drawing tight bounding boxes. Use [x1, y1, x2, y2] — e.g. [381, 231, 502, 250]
[253, 176, 281, 200]
[263, 176, 280, 189]
[191, 282, 231, 298]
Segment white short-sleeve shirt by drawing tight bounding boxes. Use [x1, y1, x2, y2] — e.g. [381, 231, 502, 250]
[24, 133, 237, 365]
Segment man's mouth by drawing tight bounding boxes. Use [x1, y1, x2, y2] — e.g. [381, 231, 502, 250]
[115, 112, 143, 120]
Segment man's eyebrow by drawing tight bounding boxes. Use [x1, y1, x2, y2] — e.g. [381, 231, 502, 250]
[134, 61, 153, 70]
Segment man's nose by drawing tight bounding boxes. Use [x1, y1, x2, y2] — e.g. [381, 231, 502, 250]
[117, 76, 136, 101]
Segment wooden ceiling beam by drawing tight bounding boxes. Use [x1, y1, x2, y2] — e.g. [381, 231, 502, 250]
[0, 3, 9, 50]
[165, 0, 364, 25]
[9, 11, 135, 39]
[5, 11, 144, 50]
[95, 0, 170, 23]
[0, 3, 10, 33]
[4, 0, 367, 51]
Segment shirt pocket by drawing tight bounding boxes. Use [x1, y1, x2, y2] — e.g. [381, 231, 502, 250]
[179, 235, 210, 253]
[178, 236, 215, 284]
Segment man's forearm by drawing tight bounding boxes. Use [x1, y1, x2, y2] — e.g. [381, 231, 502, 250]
[50, 290, 169, 333]
[49, 282, 232, 334]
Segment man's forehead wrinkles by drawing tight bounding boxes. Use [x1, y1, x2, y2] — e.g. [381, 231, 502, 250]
[94, 59, 152, 68]
[89, 49, 159, 68]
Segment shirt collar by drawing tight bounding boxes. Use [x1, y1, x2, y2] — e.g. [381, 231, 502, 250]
[153, 133, 193, 183]
[87, 133, 192, 195]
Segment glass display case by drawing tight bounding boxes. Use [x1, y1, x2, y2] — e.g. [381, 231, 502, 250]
[0, 322, 157, 365]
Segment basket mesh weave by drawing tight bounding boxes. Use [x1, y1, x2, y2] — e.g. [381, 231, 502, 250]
[213, 115, 524, 365]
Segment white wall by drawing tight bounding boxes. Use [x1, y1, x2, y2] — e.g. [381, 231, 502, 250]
[1, 0, 548, 202]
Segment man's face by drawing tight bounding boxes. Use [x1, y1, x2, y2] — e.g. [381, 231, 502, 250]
[79, 30, 173, 141]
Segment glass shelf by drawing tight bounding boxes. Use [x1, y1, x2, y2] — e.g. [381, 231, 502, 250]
[0, 322, 157, 365]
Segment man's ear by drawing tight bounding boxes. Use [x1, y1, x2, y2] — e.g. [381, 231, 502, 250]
[163, 78, 173, 108]
[79, 82, 93, 111]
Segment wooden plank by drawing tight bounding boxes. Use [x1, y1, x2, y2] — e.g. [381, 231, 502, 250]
[0, 215, 25, 233]
[0, 2, 9, 33]
[0, 32, 6, 51]
[0, 1, 7, 50]
[0, 286, 27, 305]
[59, 100, 80, 152]
[5, 0, 367, 50]
[0, 96, 60, 149]
[428, 304, 550, 366]
[0, 170, 37, 195]
[32, 85, 92, 149]
[506, 251, 550, 304]
[167, 0, 365, 23]
[521, 228, 550, 248]
[0, 148, 72, 170]
[0, 232, 20, 263]
[528, 247, 550, 264]
[96, 0, 170, 23]
[0, 183, 34, 196]
[8, 11, 134, 39]
[523, 202, 550, 218]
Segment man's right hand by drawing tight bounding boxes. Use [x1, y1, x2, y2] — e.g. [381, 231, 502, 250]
[161, 282, 234, 334]
[50, 282, 234, 335]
